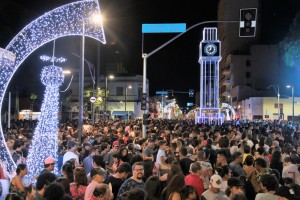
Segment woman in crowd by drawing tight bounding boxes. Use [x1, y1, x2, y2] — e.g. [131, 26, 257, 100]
[161, 174, 185, 200]
[144, 175, 161, 200]
[62, 162, 74, 183]
[9, 164, 27, 199]
[180, 185, 198, 200]
[70, 167, 88, 200]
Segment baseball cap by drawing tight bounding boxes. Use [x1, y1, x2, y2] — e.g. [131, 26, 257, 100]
[227, 177, 244, 187]
[44, 156, 55, 164]
[90, 168, 106, 178]
[210, 174, 222, 189]
[113, 140, 120, 147]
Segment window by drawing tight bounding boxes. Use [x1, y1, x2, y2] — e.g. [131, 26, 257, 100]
[116, 87, 123, 96]
[246, 72, 251, 78]
[246, 60, 251, 66]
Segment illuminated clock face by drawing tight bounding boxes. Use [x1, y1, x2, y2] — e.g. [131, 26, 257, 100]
[204, 43, 217, 56]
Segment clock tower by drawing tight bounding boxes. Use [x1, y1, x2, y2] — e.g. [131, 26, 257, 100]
[196, 27, 223, 124]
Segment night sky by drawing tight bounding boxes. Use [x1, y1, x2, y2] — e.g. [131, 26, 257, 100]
[0, 0, 299, 108]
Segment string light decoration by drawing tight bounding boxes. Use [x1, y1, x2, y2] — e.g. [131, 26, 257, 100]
[26, 65, 64, 177]
[0, 0, 105, 175]
[0, 48, 16, 178]
[40, 55, 67, 63]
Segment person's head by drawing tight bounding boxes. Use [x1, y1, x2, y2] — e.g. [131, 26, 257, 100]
[158, 140, 167, 150]
[73, 167, 88, 186]
[216, 150, 227, 165]
[275, 185, 298, 200]
[180, 185, 197, 200]
[232, 151, 243, 163]
[5, 193, 21, 200]
[36, 171, 57, 191]
[55, 177, 70, 194]
[132, 162, 144, 180]
[231, 193, 247, 200]
[92, 183, 113, 200]
[197, 150, 206, 161]
[112, 140, 120, 152]
[254, 158, 267, 172]
[90, 168, 106, 183]
[125, 188, 145, 200]
[144, 175, 161, 200]
[67, 140, 78, 151]
[44, 156, 55, 171]
[170, 161, 183, 176]
[61, 162, 74, 182]
[216, 165, 230, 179]
[165, 174, 185, 199]
[226, 177, 245, 196]
[244, 155, 254, 166]
[16, 163, 27, 176]
[116, 162, 131, 179]
[243, 145, 251, 154]
[189, 162, 202, 176]
[93, 155, 105, 169]
[179, 147, 188, 158]
[43, 182, 64, 200]
[209, 174, 222, 193]
[147, 138, 155, 148]
[260, 174, 279, 192]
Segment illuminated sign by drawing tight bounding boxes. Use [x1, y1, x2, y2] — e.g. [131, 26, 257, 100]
[142, 23, 186, 33]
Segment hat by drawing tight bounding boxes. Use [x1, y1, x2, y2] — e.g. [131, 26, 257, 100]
[67, 140, 78, 149]
[275, 186, 296, 199]
[90, 168, 106, 178]
[210, 174, 222, 189]
[227, 177, 244, 187]
[113, 140, 120, 147]
[44, 156, 55, 164]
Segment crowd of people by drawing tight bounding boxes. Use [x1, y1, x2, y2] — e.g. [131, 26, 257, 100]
[0, 118, 300, 200]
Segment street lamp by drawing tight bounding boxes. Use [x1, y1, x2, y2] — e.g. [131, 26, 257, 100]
[125, 85, 132, 120]
[104, 75, 114, 113]
[286, 85, 294, 123]
[267, 84, 280, 120]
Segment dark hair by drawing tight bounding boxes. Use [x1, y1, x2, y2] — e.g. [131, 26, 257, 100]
[260, 174, 279, 191]
[145, 175, 161, 200]
[216, 165, 229, 178]
[244, 145, 251, 154]
[93, 183, 110, 197]
[125, 188, 145, 200]
[163, 174, 185, 200]
[244, 155, 254, 166]
[5, 193, 21, 200]
[43, 182, 65, 200]
[56, 177, 70, 194]
[271, 151, 282, 165]
[36, 171, 57, 191]
[16, 164, 26, 175]
[130, 155, 143, 166]
[180, 185, 197, 200]
[62, 163, 74, 183]
[231, 193, 247, 200]
[117, 162, 131, 174]
[255, 158, 267, 168]
[92, 155, 105, 169]
[73, 167, 88, 186]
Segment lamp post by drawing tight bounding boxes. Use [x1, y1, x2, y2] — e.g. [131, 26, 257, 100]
[78, 13, 102, 144]
[125, 85, 132, 120]
[104, 75, 114, 114]
[286, 85, 294, 123]
[267, 84, 280, 120]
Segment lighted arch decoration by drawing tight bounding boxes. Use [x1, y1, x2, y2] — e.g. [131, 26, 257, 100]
[0, 0, 106, 177]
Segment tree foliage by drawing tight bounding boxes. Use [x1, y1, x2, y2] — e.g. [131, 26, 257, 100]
[280, 12, 300, 69]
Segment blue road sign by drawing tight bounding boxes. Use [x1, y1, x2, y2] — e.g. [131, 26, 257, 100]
[156, 91, 168, 95]
[142, 23, 186, 33]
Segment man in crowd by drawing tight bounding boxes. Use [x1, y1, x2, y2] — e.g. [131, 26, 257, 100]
[185, 162, 205, 197]
[83, 147, 98, 175]
[35, 171, 57, 200]
[63, 140, 79, 166]
[142, 138, 155, 161]
[179, 147, 194, 176]
[200, 174, 226, 200]
[117, 162, 145, 199]
[85, 167, 106, 200]
[40, 156, 55, 174]
[229, 151, 245, 177]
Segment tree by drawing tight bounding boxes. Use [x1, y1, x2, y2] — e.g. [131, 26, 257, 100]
[280, 12, 300, 69]
[83, 85, 106, 114]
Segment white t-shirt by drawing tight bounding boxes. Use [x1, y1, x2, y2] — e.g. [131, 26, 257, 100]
[156, 148, 166, 166]
[282, 164, 300, 185]
[63, 151, 79, 165]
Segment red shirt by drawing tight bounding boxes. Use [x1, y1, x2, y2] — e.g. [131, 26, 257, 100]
[185, 173, 204, 196]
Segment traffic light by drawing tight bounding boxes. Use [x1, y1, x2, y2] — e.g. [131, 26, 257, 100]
[189, 89, 194, 97]
[239, 8, 257, 37]
[141, 93, 147, 110]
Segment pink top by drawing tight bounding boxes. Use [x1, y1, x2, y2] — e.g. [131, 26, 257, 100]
[84, 181, 100, 200]
[70, 182, 87, 200]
